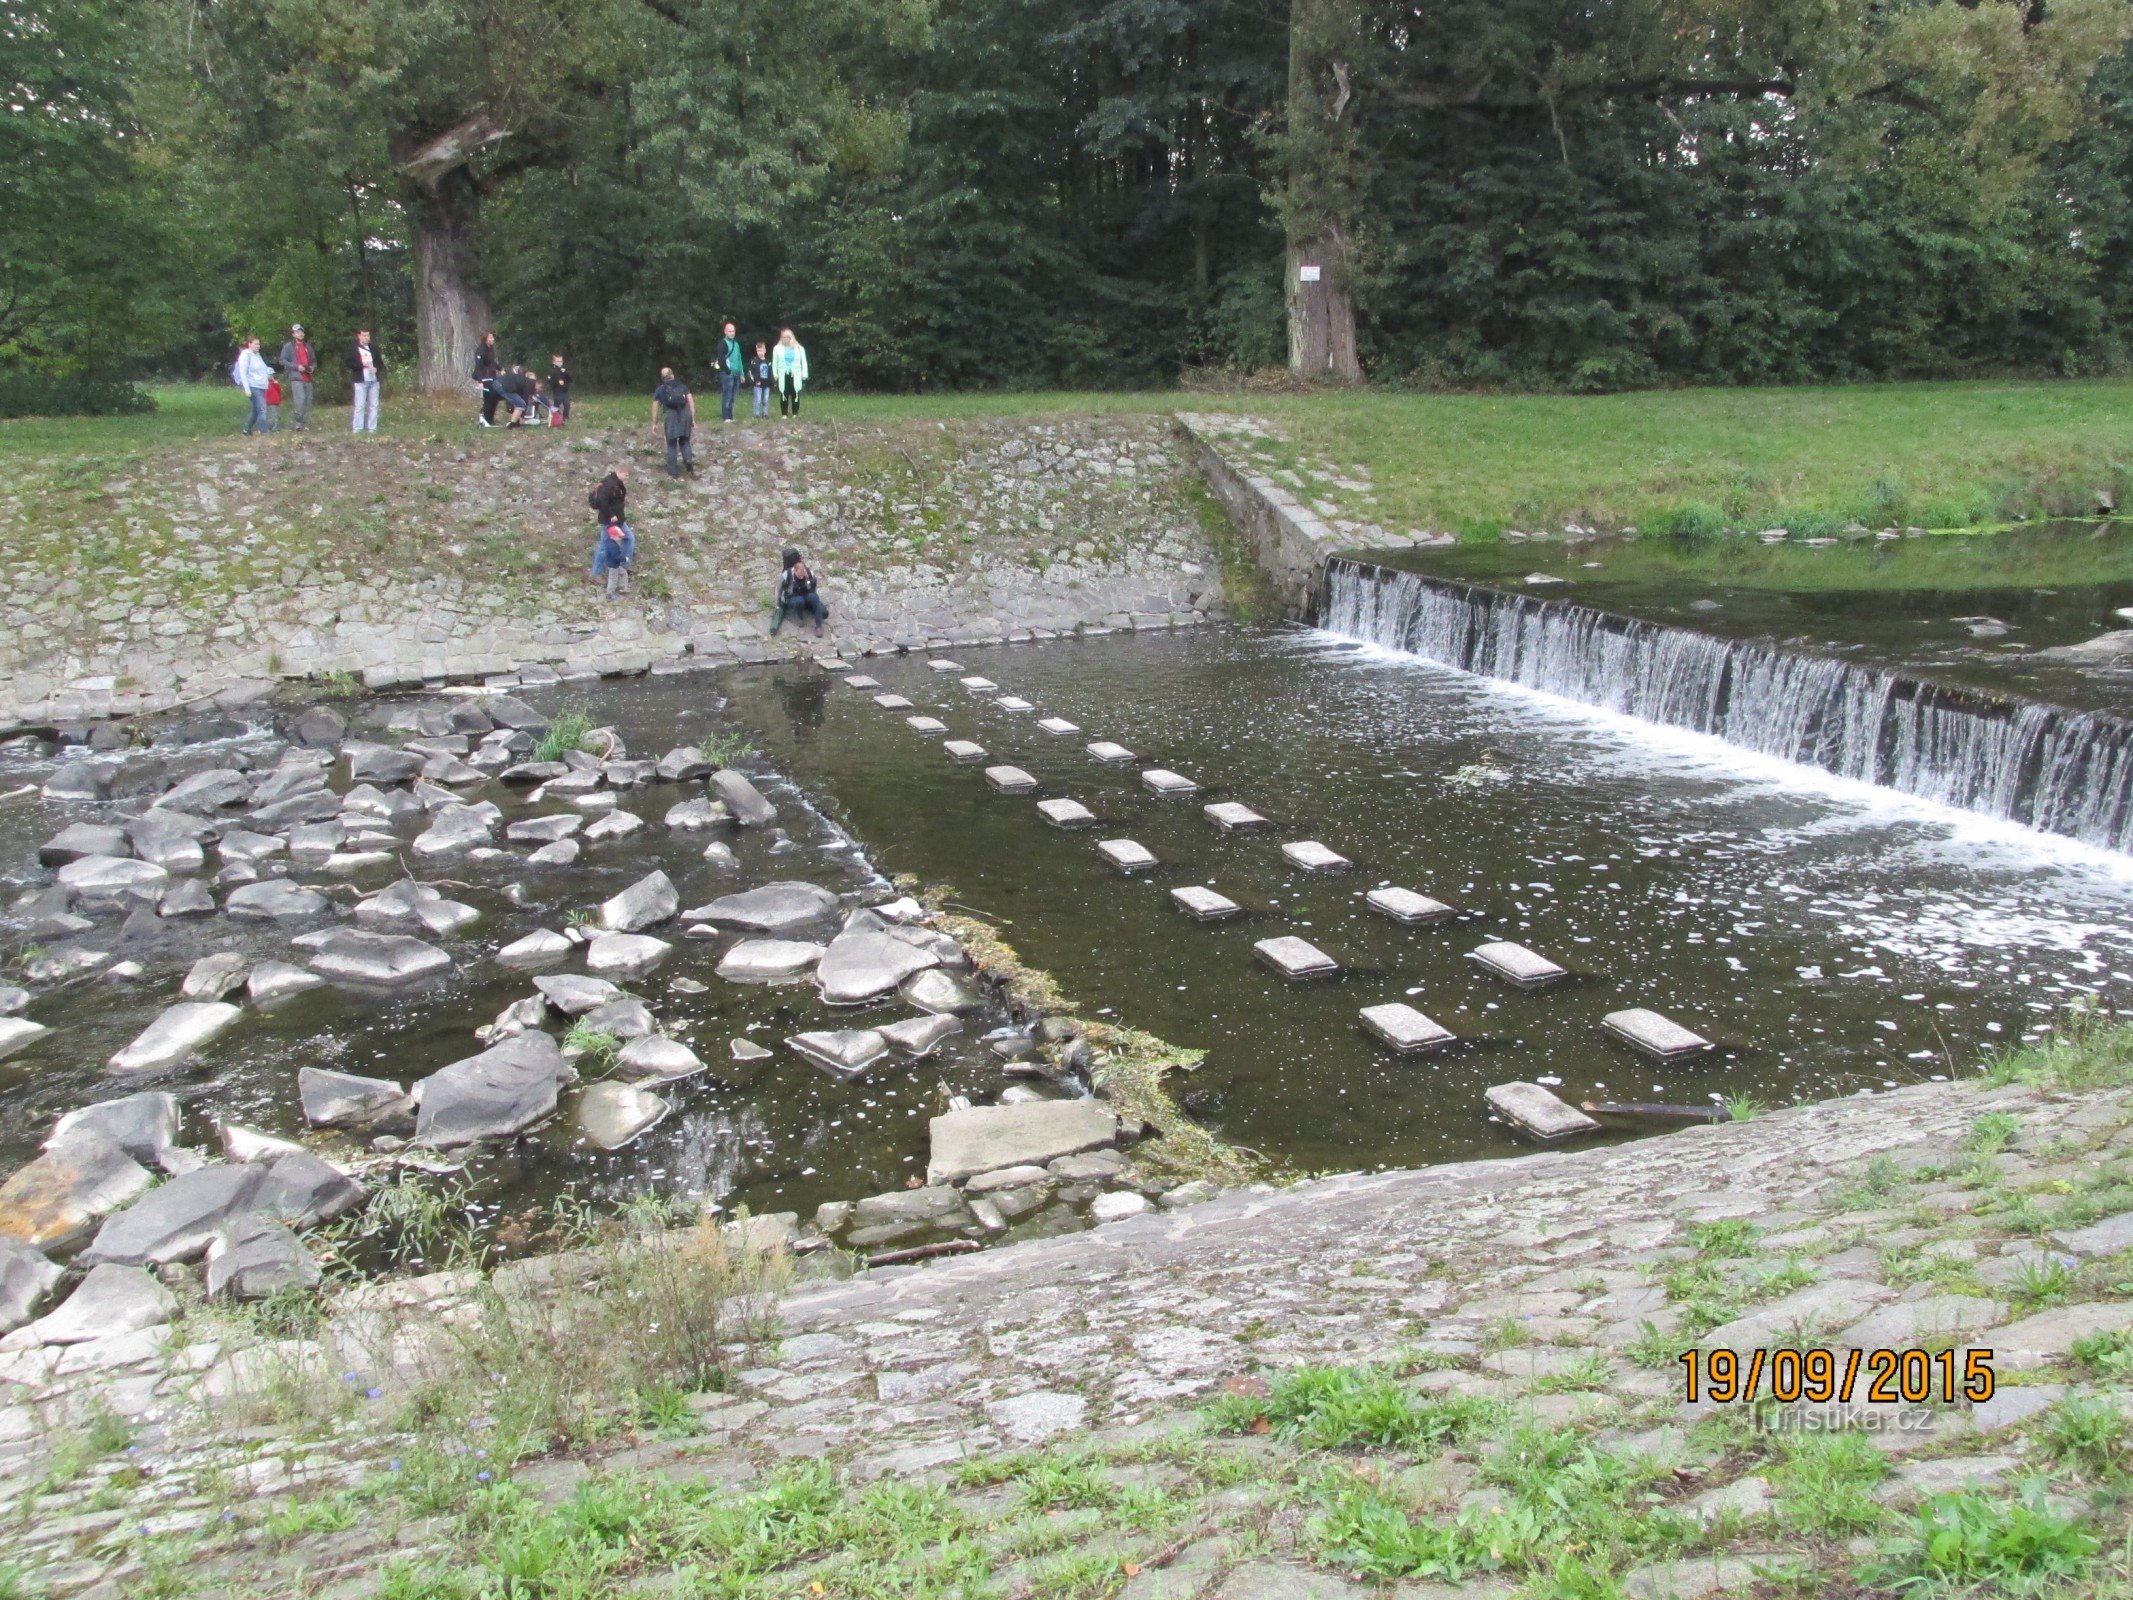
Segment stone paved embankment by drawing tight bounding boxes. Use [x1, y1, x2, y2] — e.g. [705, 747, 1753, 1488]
[0, 416, 1224, 732]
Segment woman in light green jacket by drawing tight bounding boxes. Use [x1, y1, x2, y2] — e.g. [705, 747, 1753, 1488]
[771, 328, 809, 418]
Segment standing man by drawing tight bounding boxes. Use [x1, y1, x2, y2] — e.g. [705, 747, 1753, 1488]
[652, 366, 696, 476]
[232, 336, 274, 435]
[772, 328, 809, 418]
[345, 329, 383, 434]
[717, 321, 744, 423]
[277, 323, 316, 431]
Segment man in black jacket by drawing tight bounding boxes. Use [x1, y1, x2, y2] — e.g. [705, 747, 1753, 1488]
[473, 333, 503, 426]
[345, 330, 384, 434]
[492, 367, 536, 427]
[651, 367, 696, 476]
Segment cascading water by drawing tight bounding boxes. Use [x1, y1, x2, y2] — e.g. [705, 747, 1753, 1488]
[1319, 556, 2133, 852]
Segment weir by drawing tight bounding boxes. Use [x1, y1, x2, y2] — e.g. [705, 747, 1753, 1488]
[1319, 554, 2133, 852]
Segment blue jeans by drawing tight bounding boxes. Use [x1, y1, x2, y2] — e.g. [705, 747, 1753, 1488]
[772, 593, 826, 633]
[720, 372, 739, 420]
[753, 385, 771, 417]
[350, 379, 379, 432]
[243, 388, 268, 434]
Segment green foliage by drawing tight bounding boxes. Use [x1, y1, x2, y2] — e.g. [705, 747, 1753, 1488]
[564, 1024, 623, 1073]
[1770, 1430, 1889, 1537]
[533, 709, 596, 764]
[1966, 1111, 2022, 1154]
[2070, 1326, 2133, 1379]
[1987, 1006, 2133, 1092]
[1204, 1365, 1503, 1453]
[1861, 1483, 2099, 1592]
[0, 368, 154, 420]
[2037, 1397, 2131, 1478]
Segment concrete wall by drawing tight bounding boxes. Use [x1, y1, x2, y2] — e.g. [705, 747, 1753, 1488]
[1174, 413, 1353, 620]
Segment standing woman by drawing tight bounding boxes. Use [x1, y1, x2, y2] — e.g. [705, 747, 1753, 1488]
[232, 337, 274, 435]
[473, 332, 503, 427]
[772, 328, 809, 418]
[345, 328, 384, 434]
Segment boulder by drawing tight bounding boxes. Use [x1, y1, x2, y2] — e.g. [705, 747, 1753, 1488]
[108, 1002, 243, 1074]
[310, 931, 452, 986]
[505, 814, 582, 844]
[578, 1082, 670, 1149]
[882, 1014, 961, 1058]
[286, 820, 347, 861]
[124, 811, 208, 871]
[344, 742, 425, 784]
[297, 1067, 412, 1129]
[0, 1017, 47, 1064]
[583, 997, 656, 1039]
[0, 1238, 62, 1332]
[0, 1136, 155, 1252]
[415, 899, 479, 937]
[205, 1215, 320, 1300]
[582, 809, 644, 842]
[845, 1185, 974, 1247]
[249, 764, 329, 807]
[412, 804, 497, 856]
[290, 705, 347, 748]
[47, 1092, 180, 1168]
[598, 870, 680, 933]
[353, 878, 441, 926]
[533, 974, 622, 1016]
[818, 932, 938, 1006]
[159, 878, 216, 918]
[248, 961, 325, 1003]
[495, 929, 572, 968]
[0, 985, 24, 1016]
[25, 1262, 176, 1344]
[927, 1101, 1119, 1186]
[684, 881, 841, 933]
[613, 1035, 707, 1083]
[181, 952, 250, 1001]
[216, 828, 286, 864]
[253, 1150, 366, 1227]
[711, 769, 777, 826]
[226, 879, 331, 921]
[484, 695, 549, 732]
[81, 1162, 267, 1266]
[663, 797, 729, 830]
[528, 839, 581, 867]
[421, 754, 489, 786]
[57, 855, 169, 906]
[250, 788, 345, 829]
[585, 933, 672, 979]
[788, 1029, 893, 1079]
[715, 939, 826, 983]
[217, 1123, 306, 1163]
[42, 761, 116, 801]
[39, 823, 129, 867]
[414, 1032, 569, 1146]
[500, 760, 569, 785]
[160, 768, 251, 812]
[656, 747, 715, 782]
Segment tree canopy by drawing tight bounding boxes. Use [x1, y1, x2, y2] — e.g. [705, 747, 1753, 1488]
[22, 0, 2133, 391]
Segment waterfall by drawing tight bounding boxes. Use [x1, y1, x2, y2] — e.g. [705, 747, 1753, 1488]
[1319, 557, 2133, 852]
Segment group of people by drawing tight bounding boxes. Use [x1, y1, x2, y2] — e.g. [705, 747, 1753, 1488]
[582, 462, 826, 636]
[649, 323, 811, 476]
[472, 336, 572, 427]
[230, 323, 385, 434]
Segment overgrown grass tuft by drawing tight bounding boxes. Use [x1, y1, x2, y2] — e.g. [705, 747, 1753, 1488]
[1203, 1365, 1503, 1453]
[1987, 1007, 2133, 1093]
[1859, 1483, 2099, 1593]
[533, 707, 596, 764]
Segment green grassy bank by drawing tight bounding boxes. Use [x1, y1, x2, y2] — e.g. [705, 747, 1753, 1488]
[8, 379, 2131, 541]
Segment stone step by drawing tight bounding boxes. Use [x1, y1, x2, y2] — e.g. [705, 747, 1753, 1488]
[996, 697, 1035, 713]
[1171, 885, 1241, 920]
[927, 659, 963, 673]
[1254, 936, 1339, 979]
[1037, 798, 1096, 829]
[844, 675, 880, 690]
[1470, 940, 1567, 986]
[1359, 1003, 1455, 1054]
[1282, 840, 1352, 872]
[1487, 1081, 1600, 1142]
[905, 716, 948, 736]
[942, 741, 987, 763]
[1203, 801, 1269, 833]
[959, 677, 998, 694]
[1097, 839, 1157, 874]
[984, 766, 1037, 794]
[1086, 741, 1135, 763]
[1038, 718, 1081, 736]
[1367, 886, 1453, 924]
[1602, 1008, 1713, 1059]
[872, 693, 914, 710]
[1142, 769, 1199, 796]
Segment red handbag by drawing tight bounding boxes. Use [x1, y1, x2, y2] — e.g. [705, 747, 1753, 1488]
[265, 378, 283, 405]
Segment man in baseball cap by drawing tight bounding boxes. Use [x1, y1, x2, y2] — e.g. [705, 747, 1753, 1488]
[277, 323, 317, 431]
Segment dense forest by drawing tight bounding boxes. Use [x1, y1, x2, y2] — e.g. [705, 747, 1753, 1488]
[8, 0, 2133, 394]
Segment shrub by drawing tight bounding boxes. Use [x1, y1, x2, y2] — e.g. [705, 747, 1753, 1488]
[1860, 1483, 2097, 1591]
[0, 366, 154, 419]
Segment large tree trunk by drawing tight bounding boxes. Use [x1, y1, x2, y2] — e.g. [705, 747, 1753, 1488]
[403, 171, 493, 396]
[1285, 0, 1363, 384]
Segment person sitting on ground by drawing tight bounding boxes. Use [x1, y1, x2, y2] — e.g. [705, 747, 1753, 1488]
[591, 513, 635, 599]
[771, 547, 827, 636]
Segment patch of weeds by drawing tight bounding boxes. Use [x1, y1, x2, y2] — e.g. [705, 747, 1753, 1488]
[1858, 1482, 2098, 1593]
[321, 1170, 482, 1276]
[1689, 1218, 1759, 1259]
[1987, 1005, 2133, 1092]
[1307, 1475, 1481, 1581]
[629, 1381, 697, 1438]
[1203, 1365, 1503, 1454]
[1721, 1094, 1764, 1123]
[1529, 1352, 1614, 1394]
[1014, 1453, 1115, 1511]
[1028, 1544, 1126, 1600]
[700, 730, 758, 767]
[1768, 1429, 1889, 1537]
[1834, 1154, 1908, 1210]
[2070, 1326, 2133, 1380]
[2006, 1253, 2078, 1310]
[1967, 1111, 2022, 1154]
[564, 1022, 622, 1072]
[2037, 1396, 2130, 1479]
[311, 667, 360, 699]
[260, 1489, 362, 1545]
[1480, 1316, 1531, 1353]
[533, 707, 595, 763]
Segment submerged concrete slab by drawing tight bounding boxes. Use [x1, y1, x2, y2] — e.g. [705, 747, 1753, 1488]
[942, 740, 987, 763]
[1603, 1008, 1713, 1059]
[984, 766, 1037, 794]
[872, 694, 914, 710]
[928, 1101, 1118, 1186]
[996, 697, 1035, 713]
[1360, 1003, 1455, 1054]
[1171, 885, 1241, 920]
[1471, 941, 1567, 986]
[1037, 798, 1096, 828]
[844, 674, 881, 690]
[1203, 801, 1269, 833]
[1142, 768, 1199, 796]
[1086, 741, 1135, 763]
[1097, 839, 1158, 874]
[1255, 936, 1339, 978]
[1038, 718, 1081, 736]
[1368, 886, 1454, 924]
[905, 716, 949, 735]
[959, 676, 999, 694]
[927, 659, 963, 673]
[1488, 1081, 1599, 1142]
[1282, 840, 1352, 872]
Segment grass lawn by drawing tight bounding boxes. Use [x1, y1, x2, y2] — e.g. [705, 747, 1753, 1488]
[8, 378, 2131, 540]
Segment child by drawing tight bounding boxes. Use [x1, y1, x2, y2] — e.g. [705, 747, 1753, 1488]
[771, 547, 826, 635]
[750, 343, 774, 418]
[548, 354, 571, 423]
[591, 515, 635, 599]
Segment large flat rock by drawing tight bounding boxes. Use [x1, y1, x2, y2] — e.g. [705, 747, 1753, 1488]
[298, 1067, 412, 1129]
[81, 1162, 267, 1266]
[578, 1082, 670, 1149]
[818, 931, 940, 1005]
[108, 1002, 243, 1074]
[24, 1262, 176, 1344]
[0, 1136, 155, 1253]
[414, 1033, 569, 1146]
[717, 939, 827, 983]
[0, 1238, 62, 1333]
[928, 1101, 1119, 1186]
[47, 1092, 180, 1169]
[684, 881, 842, 933]
[310, 931, 452, 986]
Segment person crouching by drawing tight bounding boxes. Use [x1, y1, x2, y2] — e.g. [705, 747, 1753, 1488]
[592, 515, 635, 600]
[771, 548, 826, 636]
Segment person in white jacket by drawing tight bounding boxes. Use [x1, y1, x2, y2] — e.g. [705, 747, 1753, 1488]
[232, 337, 275, 436]
[772, 328, 809, 418]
